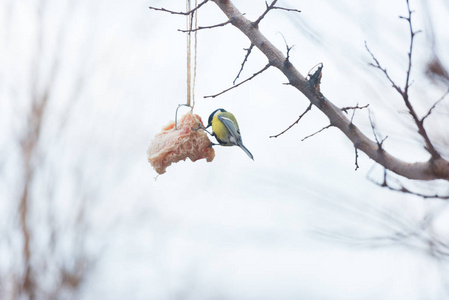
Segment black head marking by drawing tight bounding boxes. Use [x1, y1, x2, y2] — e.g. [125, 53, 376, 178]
[207, 108, 226, 128]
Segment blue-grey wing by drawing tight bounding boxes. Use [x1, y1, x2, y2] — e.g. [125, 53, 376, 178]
[218, 115, 241, 144]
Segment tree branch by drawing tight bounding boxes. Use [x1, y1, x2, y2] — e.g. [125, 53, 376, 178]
[354, 147, 360, 171]
[253, 1, 301, 27]
[234, 43, 254, 85]
[204, 63, 271, 98]
[253, 0, 278, 27]
[365, 42, 402, 95]
[421, 88, 449, 124]
[212, 0, 449, 181]
[401, 0, 421, 96]
[270, 103, 312, 138]
[371, 170, 449, 200]
[341, 104, 369, 114]
[178, 19, 232, 32]
[366, 1, 440, 161]
[301, 124, 332, 142]
[272, 6, 301, 14]
[368, 109, 388, 148]
[149, 0, 209, 16]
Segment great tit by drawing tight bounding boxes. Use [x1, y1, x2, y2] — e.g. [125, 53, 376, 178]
[206, 108, 254, 160]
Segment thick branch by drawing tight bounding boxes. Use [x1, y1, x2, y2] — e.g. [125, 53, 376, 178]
[212, 0, 449, 181]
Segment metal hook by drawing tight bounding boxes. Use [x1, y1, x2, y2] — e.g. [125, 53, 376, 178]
[175, 104, 192, 130]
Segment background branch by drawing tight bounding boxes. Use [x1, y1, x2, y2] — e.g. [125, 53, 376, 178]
[366, 1, 439, 160]
[421, 88, 449, 124]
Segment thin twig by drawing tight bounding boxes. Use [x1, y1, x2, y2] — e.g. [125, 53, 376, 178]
[371, 171, 449, 200]
[421, 88, 449, 124]
[301, 124, 332, 141]
[253, 0, 300, 27]
[149, 0, 209, 16]
[400, 0, 421, 96]
[270, 103, 313, 138]
[368, 109, 387, 148]
[272, 6, 301, 14]
[234, 44, 254, 85]
[277, 32, 293, 63]
[204, 63, 271, 98]
[178, 19, 232, 32]
[350, 107, 357, 123]
[354, 147, 360, 170]
[254, 0, 278, 27]
[341, 104, 370, 114]
[365, 42, 402, 95]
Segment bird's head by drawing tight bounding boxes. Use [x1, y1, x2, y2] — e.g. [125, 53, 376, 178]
[207, 108, 226, 128]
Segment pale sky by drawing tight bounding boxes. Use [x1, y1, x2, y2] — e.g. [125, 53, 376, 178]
[1, 0, 449, 299]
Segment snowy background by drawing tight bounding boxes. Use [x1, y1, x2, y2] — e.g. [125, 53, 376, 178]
[1, 0, 449, 299]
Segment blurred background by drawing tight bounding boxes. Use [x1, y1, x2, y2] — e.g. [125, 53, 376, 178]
[1, 0, 449, 299]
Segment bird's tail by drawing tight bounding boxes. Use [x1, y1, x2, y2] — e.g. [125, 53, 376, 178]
[238, 142, 254, 160]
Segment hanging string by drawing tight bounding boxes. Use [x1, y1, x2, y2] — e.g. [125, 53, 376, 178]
[176, 1, 198, 130]
[186, 0, 198, 109]
[192, 0, 198, 109]
[186, 0, 191, 107]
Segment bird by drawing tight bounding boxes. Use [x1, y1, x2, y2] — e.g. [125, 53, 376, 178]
[206, 108, 254, 160]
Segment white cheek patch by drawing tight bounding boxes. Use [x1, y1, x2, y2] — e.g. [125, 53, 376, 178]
[214, 111, 222, 118]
